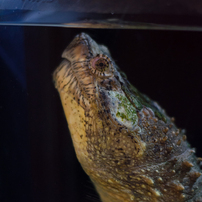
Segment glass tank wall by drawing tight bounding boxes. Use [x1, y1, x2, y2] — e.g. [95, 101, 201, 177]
[1, 0, 202, 30]
[1, 1, 202, 202]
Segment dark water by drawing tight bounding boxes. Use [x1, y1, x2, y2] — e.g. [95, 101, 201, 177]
[1, 26, 202, 202]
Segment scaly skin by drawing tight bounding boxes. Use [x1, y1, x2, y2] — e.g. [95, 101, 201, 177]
[53, 33, 202, 202]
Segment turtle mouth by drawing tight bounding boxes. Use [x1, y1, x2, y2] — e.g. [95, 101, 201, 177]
[53, 59, 97, 110]
[61, 33, 94, 64]
[53, 34, 98, 109]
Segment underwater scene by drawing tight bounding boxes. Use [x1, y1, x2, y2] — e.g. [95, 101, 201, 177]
[1, 25, 202, 202]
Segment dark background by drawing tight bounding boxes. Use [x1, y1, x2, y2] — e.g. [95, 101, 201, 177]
[0, 26, 202, 202]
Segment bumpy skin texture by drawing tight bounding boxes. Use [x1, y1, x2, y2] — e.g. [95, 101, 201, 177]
[53, 33, 202, 202]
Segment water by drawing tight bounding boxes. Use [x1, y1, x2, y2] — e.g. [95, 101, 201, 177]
[1, 21, 202, 202]
[1, 0, 202, 31]
[1, 9, 202, 31]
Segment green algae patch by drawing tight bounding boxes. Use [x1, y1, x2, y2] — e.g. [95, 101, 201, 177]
[115, 93, 138, 127]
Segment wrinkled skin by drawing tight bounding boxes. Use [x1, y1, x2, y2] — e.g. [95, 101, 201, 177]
[53, 33, 202, 202]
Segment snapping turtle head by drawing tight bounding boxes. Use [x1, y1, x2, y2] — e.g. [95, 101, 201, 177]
[53, 33, 141, 131]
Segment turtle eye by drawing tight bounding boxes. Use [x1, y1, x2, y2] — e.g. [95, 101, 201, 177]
[90, 54, 113, 77]
[93, 58, 109, 72]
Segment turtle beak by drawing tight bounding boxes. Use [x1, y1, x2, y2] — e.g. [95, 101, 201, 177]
[61, 33, 92, 63]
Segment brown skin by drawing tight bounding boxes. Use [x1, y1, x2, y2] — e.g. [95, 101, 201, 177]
[53, 33, 202, 202]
